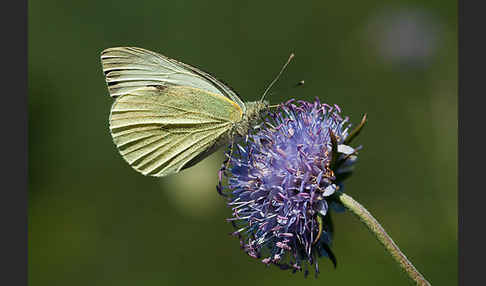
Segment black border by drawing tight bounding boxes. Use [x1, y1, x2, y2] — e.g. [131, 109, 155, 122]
[459, 1, 484, 285]
[4, 0, 28, 285]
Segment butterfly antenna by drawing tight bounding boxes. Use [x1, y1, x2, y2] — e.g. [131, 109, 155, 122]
[260, 53, 295, 102]
[264, 80, 305, 109]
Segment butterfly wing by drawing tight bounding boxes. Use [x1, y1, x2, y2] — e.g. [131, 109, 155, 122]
[101, 47, 246, 113]
[109, 86, 243, 177]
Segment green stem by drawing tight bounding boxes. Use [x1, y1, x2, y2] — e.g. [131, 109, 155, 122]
[336, 192, 431, 286]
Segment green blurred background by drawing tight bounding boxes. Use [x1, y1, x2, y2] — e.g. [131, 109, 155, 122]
[28, 0, 457, 285]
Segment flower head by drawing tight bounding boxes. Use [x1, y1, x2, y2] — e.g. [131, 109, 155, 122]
[218, 98, 365, 277]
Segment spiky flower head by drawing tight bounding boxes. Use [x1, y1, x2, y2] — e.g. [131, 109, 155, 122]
[218, 98, 366, 277]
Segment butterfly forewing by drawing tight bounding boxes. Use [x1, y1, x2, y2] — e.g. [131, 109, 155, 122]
[109, 86, 242, 177]
[101, 47, 246, 113]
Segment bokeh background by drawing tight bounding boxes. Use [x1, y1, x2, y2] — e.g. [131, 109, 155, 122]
[28, 1, 457, 285]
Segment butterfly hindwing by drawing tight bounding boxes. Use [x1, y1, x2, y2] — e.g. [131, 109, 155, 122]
[109, 86, 242, 177]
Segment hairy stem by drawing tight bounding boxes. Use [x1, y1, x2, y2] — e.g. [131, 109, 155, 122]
[336, 192, 431, 286]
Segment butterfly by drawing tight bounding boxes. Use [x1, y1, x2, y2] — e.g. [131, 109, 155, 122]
[100, 47, 291, 177]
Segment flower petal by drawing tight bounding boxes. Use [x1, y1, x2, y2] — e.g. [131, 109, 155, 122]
[323, 184, 337, 196]
[337, 144, 355, 155]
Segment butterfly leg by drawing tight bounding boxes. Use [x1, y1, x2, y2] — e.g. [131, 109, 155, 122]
[217, 140, 235, 197]
[224, 140, 235, 171]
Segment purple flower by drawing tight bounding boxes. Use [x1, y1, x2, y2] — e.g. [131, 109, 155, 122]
[218, 98, 365, 277]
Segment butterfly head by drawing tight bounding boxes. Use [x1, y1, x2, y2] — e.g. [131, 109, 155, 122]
[233, 100, 269, 137]
[244, 100, 269, 123]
